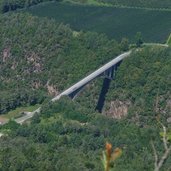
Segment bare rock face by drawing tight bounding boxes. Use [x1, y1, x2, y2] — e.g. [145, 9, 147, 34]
[166, 99, 171, 109]
[47, 85, 59, 96]
[46, 81, 59, 96]
[105, 100, 131, 119]
[2, 48, 11, 62]
[167, 117, 171, 123]
[26, 52, 42, 73]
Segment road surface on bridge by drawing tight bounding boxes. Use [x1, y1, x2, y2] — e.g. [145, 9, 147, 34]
[52, 51, 131, 101]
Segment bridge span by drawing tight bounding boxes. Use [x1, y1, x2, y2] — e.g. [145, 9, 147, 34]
[15, 51, 131, 124]
[52, 51, 131, 101]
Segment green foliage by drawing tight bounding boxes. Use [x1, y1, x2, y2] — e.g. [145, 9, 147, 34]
[41, 96, 91, 122]
[0, 3, 171, 171]
[105, 46, 171, 125]
[26, 1, 171, 42]
[160, 131, 171, 141]
[1, 46, 171, 170]
[120, 38, 129, 51]
[0, 98, 160, 171]
[0, 12, 121, 114]
[0, 120, 20, 132]
[0, 0, 57, 13]
[135, 32, 143, 47]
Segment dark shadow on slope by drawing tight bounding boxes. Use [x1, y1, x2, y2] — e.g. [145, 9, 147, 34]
[95, 78, 111, 113]
[95, 61, 122, 113]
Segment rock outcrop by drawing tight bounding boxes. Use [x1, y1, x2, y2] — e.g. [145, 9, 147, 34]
[105, 100, 131, 119]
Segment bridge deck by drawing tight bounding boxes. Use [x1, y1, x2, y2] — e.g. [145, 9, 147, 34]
[52, 51, 131, 101]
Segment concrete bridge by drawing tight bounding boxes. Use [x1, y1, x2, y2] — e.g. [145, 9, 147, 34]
[52, 51, 131, 101]
[15, 51, 131, 124]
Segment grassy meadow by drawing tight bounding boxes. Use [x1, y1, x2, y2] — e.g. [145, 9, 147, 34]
[26, 2, 171, 43]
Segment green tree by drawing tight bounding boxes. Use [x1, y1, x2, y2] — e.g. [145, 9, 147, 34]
[135, 32, 143, 47]
[120, 38, 129, 51]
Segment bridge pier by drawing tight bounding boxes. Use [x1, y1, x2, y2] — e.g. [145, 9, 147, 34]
[104, 65, 116, 80]
[18, 52, 131, 123]
[95, 78, 111, 113]
[96, 61, 122, 113]
[69, 61, 122, 100]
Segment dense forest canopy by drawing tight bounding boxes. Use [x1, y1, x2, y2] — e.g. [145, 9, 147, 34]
[73, 46, 171, 123]
[0, 1, 171, 170]
[0, 96, 168, 171]
[1, 45, 171, 170]
[0, 0, 56, 13]
[0, 13, 171, 169]
[0, 12, 122, 114]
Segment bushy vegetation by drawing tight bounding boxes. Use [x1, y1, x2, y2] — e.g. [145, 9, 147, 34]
[0, 97, 166, 171]
[26, 2, 171, 42]
[106, 46, 171, 123]
[0, 0, 58, 13]
[0, 12, 122, 114]
[74, 46, 171, 123]
[1, 46, 171, 170]
[1, 3, 171, 170]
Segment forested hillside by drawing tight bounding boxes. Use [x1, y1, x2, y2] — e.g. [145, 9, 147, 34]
[0, 0, 56, 13]
[1, 46, 171, 170]
[1, 1, 171, 171]
[0, 12, 121, 114]
[74, 46, 171, 121]
[0, 97, 157, 171]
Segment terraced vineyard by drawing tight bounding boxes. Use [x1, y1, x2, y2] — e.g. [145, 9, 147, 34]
[26, 2, 171, 42]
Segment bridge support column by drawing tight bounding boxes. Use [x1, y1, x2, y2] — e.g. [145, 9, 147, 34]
[103, 61, 122, 80]
[104, 65, 115, 80]
[96, 61, 122, 112]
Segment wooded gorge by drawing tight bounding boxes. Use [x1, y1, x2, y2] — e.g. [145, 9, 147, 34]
[0, 1, 171, 171]
[0, 13, 121, 114]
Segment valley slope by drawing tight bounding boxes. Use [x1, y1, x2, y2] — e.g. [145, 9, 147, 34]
[0, 3, 171, 171]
